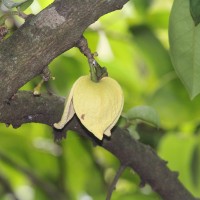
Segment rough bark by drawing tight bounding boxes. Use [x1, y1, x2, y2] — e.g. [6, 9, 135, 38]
[0, 0, 128, 103]
[0, 0, 198, 200]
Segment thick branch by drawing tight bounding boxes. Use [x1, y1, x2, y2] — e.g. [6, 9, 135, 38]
[0, 0, 128, 104]
[0, 91, 196, 200]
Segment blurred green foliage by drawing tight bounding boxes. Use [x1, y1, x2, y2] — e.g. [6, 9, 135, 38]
[0, 0, 200, 199]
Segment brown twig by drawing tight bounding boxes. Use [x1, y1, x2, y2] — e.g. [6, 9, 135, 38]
[76, 36, 94, 62]
[76, 36, 108, 82]
[106, 164, 127, 200]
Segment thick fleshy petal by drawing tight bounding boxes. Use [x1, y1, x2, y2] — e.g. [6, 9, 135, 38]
[53, 82, 76, 129]
[73, 75, 124, 140]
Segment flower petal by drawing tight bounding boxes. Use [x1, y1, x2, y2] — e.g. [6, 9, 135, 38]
[73, 75, 123, 140]
[53, 82, 76, 129]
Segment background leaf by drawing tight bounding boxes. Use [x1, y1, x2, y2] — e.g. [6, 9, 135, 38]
[169, 0, 200, 99]
[18, 0, 34, 11]
[130, 25, 173, 76]
[125, 105, 160, 127]
[158, 133, 200, 197]
[190, 0, 200, 26]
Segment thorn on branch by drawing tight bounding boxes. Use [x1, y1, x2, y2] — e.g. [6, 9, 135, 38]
[12, 122, 21, 129]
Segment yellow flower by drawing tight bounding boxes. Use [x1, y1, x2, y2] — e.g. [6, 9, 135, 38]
[54, 75, 124, 140]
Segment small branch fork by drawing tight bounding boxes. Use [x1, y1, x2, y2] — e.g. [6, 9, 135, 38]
[76, 36, 108, 82]
[33, 67, 54, 96]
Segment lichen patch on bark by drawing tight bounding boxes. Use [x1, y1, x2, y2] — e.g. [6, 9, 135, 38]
[31, 7, 65, 29]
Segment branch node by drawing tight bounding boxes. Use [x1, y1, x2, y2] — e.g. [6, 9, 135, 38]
[33, 67, 54, 96]
[41, 66, 52, 82]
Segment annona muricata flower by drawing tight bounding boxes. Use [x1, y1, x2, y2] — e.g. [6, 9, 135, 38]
[54, 75, 124, 140]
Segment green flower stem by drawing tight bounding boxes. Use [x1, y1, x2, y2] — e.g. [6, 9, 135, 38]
[89, 61, 98, 82]
[89, 59, 108, 83]
[75, 36, 108, 83]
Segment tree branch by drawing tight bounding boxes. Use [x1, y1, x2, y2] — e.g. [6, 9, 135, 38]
[0, 0, 197, 199]
[0, 91, 196, 200]
[0, 0, 128, 104]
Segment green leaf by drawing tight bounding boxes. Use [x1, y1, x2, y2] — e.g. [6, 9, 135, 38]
[169, 0, 200, 99]
[18, 0, 33, 11]
[190, 0, 200, 26]
[125, 106, 160, 127]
